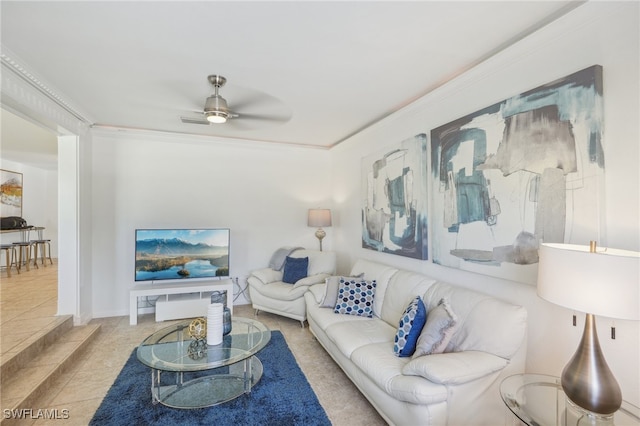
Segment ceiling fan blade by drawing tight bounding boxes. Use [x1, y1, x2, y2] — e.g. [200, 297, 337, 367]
[233, 112, 290, 123]
[180, 116, 210, 125]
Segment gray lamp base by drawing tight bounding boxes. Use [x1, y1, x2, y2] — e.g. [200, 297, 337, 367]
[561, 313, 622, 415]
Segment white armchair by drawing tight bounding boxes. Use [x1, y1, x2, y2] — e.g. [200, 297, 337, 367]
[248, 249, 336, 326]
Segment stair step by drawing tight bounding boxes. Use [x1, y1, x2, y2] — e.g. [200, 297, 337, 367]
[0, 322, 101, 425]
[1, 315, 74, 385]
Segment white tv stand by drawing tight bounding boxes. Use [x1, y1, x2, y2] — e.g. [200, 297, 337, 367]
[129, 279, 233, 325]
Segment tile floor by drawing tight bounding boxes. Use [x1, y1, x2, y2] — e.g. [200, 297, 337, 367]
[1, 263, 386, 425]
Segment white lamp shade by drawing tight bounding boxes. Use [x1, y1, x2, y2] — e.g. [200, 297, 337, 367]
[537, 243, 640, 321]
[308, 209, 332, 227]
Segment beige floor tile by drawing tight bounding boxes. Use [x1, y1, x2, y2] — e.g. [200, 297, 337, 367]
[31, 398, 102, 426]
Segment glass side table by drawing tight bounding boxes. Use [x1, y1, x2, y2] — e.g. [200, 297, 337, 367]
[500, 374, 640, 426]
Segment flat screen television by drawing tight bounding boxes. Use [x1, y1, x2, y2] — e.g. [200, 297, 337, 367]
[135, 228, 230, 282]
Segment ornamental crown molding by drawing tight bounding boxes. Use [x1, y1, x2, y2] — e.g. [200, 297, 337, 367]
[1, 46, 92, 135]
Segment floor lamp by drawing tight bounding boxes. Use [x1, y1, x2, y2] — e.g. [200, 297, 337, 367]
[537, 242, 639, 417]
[308, 209, 331, 251]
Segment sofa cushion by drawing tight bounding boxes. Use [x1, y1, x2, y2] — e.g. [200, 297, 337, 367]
[413, 298, 458, 357]
[320, 275, 363, 308]
[282, 256, 308, 284]
[423, 282, 527, 358]
[402, 351, 508, 385]
[380, 271, 436, 327]
[349, 259, 399, 318]
[325, 318, 395, 358]
[393, 296, 427, 357]
[334, 278, 377, 317]
[351, 342, 449, 405]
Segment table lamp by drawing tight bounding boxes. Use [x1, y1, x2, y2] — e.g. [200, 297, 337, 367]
[308, 209, 331, 251]
[537, 241, 639, 416]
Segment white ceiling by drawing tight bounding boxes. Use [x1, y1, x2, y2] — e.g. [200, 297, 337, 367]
[1, 109, 58, 171]
[1, 1, 582, 167]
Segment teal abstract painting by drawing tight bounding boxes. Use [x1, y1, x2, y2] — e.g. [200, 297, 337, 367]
[430, 65, 604, 284]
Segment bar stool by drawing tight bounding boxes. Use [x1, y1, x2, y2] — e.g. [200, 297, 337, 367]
[30, 226, 53, 268]
[0, 244, 19, 277]
[12, 241, 31, 271]
[30, 239, 53, 268]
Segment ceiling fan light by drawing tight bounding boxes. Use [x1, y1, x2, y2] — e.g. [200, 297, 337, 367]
[206, 112, 227, 124]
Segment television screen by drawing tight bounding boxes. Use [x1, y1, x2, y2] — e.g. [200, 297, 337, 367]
[135, 229, 230, 282]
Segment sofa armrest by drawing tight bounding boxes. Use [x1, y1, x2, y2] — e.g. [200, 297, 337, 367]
[307, 283, 326, 304]
[402, 351, 508, 385]
[250, 268, 283, 285]
[293, 273, 330, 288]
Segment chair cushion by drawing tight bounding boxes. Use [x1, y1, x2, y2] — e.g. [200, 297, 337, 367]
[251, 281, 310, 301]
[290, 250, 336, 276]
[250, 268, 283, 285]
[282, 256, 308, 284]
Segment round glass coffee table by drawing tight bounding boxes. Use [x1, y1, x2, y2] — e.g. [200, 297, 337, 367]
[137, 316, 271, 409]
[500, 374, 640, 426]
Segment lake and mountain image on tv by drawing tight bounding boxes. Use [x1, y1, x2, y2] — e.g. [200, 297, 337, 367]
[135, 229, 230, 281]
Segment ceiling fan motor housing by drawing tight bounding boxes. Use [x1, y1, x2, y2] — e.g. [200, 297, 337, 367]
[204, 95, 229, 123]
[204, 75, 230, 123]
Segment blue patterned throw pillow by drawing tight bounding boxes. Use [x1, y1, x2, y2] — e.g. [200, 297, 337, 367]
[282, 256, 308, 284]
[334, 278, 377, 317]
[393, 296, 427, 357]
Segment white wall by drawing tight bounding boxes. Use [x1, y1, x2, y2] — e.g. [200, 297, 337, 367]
[330, 2, 639, 407]
[0, 158, 58, 255]
[90, 130, 332, 317]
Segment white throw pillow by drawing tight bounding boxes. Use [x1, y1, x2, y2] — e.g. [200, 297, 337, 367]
[319, 274, 363, 308]
[413, 298, 458, 358]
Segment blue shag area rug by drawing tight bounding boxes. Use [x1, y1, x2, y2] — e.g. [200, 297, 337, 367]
[90, 331, 331, 426]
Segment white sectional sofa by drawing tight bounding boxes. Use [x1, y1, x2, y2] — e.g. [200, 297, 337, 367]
[304, 259, 528, 426]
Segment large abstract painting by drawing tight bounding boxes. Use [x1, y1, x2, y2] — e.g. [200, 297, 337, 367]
[430, 65, 604, 284]
[0, 169, 23, 217]
[362, 134, 428, 260]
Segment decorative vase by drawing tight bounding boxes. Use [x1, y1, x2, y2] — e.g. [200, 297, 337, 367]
[211, 290, 232, 336]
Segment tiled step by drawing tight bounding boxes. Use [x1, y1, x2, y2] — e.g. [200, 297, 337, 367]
[0, 321, 101, 425]
[1, 316, 74, 385]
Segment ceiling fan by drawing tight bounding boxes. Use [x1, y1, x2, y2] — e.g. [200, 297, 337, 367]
[180, 75, 236, 125]
[180, 75, 289, 127]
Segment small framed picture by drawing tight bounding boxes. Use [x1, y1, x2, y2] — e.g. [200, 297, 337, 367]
[0, 169, 23, 217]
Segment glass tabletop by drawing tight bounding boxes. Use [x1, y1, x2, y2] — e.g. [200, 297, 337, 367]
[137, 316, 270, 372]
[500, 374, 640, 426]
